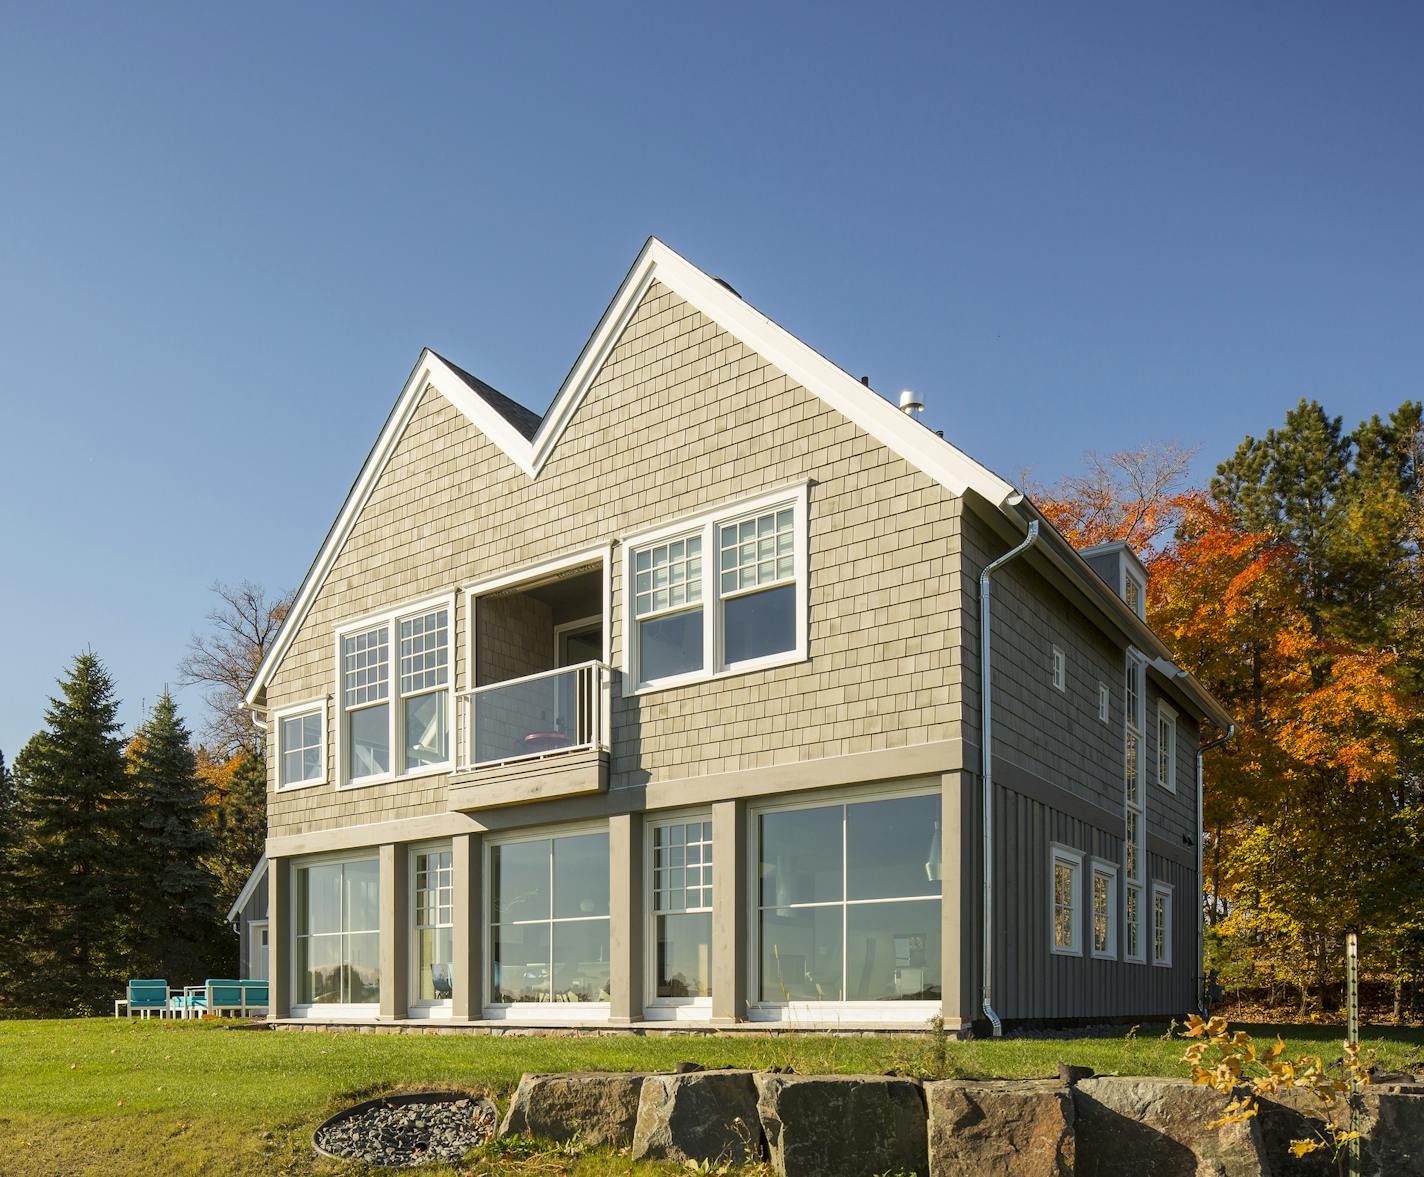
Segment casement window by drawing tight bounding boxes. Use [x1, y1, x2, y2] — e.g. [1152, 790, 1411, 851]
[489, 830, 610, 1005]
[1152, 883, 1173, 966]
[649, 817, 713, 1002]
[755, 789, 941, 1004]
[1099, 682, 1110, 723]
[411, 847, 453, 1006]
[1125, 883, 1143, 962]
[625, 486, 808, 691]
[1050, 845, 1083, 956]
[293, 857, 379, 1006]
[336, 596, 453, 786]
[1091, 861, 1118, 959]
[276, 701, 325, 789]
[1157, 703, 1178, 792]
[1051, 646, 1066, 692]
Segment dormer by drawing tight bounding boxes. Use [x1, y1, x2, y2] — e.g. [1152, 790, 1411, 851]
[1079, 540, 1149, 620]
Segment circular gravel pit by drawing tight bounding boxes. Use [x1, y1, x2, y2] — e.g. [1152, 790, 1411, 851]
[313, 1090, 497, 1169]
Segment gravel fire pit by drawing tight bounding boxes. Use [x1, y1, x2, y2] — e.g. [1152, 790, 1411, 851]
[313, 1090, 497, 1168]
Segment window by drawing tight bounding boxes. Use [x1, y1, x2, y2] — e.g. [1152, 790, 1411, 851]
[1157, 703, 1177, 792]
[756, 791, 941, 1004]
[294, 857, 379, 1006]
[1126, 883, 1143, 961]
[1099, 682, 1110, 724]
[1050, 845, 1083, 955]
[489, 831, 610, 1004]
[412, 847, 453, 1004]
[1124, 572, 1146, 619]
[1051, 646, 1066, 692]
[1152, 883, 1173, 966]
[650, 818, 713, 1001]
[626, 486, 807, 691]
[1124, 653, 1146, 961]
[337, 596, 452, 785]
[277, 702, 325, 788]
[1091, 862, 1118, 959]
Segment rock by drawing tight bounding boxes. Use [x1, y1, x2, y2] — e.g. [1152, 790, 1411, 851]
[314, 1093, 497, 1169]
[926, 1079, 1073, 1177]
[632, 1069, 763, 1165]
[673, 1060, 706, 1074]
[1058, 1063, 1095, 1086]
[755, 1073, 928, 1177]
[499, 1072, 646, 1147]
[1073, 1076, 1269, 1177]
[1256, 1086, 1424, 1177]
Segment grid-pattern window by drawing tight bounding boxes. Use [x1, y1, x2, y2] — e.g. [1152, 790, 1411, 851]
[1099, 682, 1110, 723]
[1157, 706, 1177, 791]
[651, 819, 713, 1000]
[1152, 884, 1172, 966]
[399, 610, 449, 695]
[1092, 863, 1117, 958]
[279, 708, 323, 788]
[1051, 646, 1066, 691]
[413, 848, 453, 1003]
[343, 626, 389, 708]
[719, 508, 794, 595]
[1126, 883, 1142, 960]
[1051, 847, 1082, 954]
[1125, 573, 1145, 619]
[1124, 654, 1146, 960]
[635, 536, 703, 617]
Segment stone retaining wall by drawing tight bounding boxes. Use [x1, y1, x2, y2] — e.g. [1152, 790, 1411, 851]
[499, 1068, 1424, 1176]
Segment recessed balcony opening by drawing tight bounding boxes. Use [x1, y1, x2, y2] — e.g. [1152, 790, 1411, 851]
[461, 566, 610, 772]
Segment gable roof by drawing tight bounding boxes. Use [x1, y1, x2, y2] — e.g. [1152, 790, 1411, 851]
[225, 854, 267, 925]
[242, 237, 1231, 731]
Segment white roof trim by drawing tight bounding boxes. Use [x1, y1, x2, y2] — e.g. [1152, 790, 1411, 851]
[245, 236, 1020, 705]
[226, 853, 267, 925]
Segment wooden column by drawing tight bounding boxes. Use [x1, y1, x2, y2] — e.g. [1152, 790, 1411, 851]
[379, 842, 409, 1020]
[608, 813, 644, 1024]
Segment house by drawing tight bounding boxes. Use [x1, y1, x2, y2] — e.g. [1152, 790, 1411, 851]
[243, 238, 1232, 1032]
[226, 856, 269, 982]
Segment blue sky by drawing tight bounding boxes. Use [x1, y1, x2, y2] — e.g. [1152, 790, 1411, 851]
[1, 2, 1421, 756]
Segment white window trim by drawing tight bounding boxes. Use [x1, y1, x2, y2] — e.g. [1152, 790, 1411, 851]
[1152, 881, 1173, 967]
[1156, 701, 1178, 793]
[288, 850, 381, 1019]
[1051, 645, 1066, 692]
[333, 591, 456, 790]
[273, 698, 328, 791]
[1049, 843, 1084, 957]
[1090, 860, 1119, 960]
[1124, 880, 1146, 964]
[644, 809, 714, 1016]
[408, 840, 454, 1018]
[746, 781, 943, 1020]
[623, 483, 809, 695]
[482, 820, 611, 1021]
[1123, 567, 1147, 620]
[1098, 682, 1110, 724]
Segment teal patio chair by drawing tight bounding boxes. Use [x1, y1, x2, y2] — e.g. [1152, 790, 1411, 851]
[122, 979, 171, 1019]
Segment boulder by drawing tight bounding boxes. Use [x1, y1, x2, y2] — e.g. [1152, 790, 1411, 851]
[755, 1073, 928, 1177]
[1073, 1076, 1269, 1177]
[1256, 1086, 1424, 1177]
[926, 1079, 1073, 1177]
[499, 1071, 646, 1147]
[632, 1069, 763, 1165]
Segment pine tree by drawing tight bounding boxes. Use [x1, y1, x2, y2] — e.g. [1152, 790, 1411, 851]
[9, 654, 133, 1014]
[125, 692, 221, 983]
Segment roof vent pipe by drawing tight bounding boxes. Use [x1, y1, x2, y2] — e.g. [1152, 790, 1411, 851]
[898, 389, 925, 419]
[979, 519, 1040, 1036]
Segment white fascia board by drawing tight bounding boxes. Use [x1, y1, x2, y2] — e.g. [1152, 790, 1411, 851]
[226, 853, 267, 925]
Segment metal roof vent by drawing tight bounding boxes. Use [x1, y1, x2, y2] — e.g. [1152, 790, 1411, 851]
[898, 389, 925, 420]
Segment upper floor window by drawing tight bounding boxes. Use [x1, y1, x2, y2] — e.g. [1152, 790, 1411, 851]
[337, 596, 453, 786]
[625, 486, 808, 692]
[276, 701, 325, 789]
[1124, 571, 1146, 620]
[1157, 702, 1177, 792]
[1098, 682, 1110, 723]
[1051, 646, 1066, 692]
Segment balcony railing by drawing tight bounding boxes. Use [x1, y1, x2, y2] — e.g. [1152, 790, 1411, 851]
[458, 660, 610, 770]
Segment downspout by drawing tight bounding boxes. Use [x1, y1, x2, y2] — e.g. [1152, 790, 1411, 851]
[979, 519, 1039, 1036]
[1196, 723, 1236, 1015]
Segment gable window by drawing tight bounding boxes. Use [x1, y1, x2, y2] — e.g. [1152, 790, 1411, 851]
[1050, 844, 1083, 955]
[626, 486, 808, 692]
[1157, 703, 1177, 792]
[1152, 882, 1173, 966]
[1051, 646, 1066, 692]
[277, 702, 325, 789]
[1091, 861, 1118, 959]
[1124, 572, 1146, 620]
[1099, 682, 1110, 723]
[337, 595, 453, 786]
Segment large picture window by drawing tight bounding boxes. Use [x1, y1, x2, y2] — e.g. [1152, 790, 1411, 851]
[756, 791, 941, 1004]
[626, 486, 808, 691]
[412, 847, 453, 1005]
[650, 818, 713, 1001]
[294, 857, 379, 1006]
[337, 596, 452, 786]
[489, 831, 610, 1005]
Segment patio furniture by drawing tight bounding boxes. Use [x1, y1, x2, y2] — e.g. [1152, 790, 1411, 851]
[431, 962, 453, 1000]
[184, 978, 269, 1018]
[122, 979, 172, 1019]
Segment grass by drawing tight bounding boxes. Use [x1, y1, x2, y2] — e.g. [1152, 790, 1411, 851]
[1, 1017, 1420, 1175]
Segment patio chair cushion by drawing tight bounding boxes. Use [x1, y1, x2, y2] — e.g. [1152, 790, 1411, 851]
[127, 980, 169, 1009]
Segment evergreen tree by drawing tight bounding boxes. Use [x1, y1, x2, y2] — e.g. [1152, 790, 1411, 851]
[125, 692, 220, 983]
[9, 654, 133, 1014]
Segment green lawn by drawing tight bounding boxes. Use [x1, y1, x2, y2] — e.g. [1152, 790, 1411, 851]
[1, 1018, 1419, 1176]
